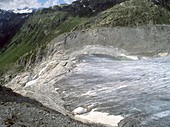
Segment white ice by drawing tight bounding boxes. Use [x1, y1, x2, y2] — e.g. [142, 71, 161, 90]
[74, 109, 123, 127]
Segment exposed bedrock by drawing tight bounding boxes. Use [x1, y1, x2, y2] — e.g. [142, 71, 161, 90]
[3, 25, 170, 127]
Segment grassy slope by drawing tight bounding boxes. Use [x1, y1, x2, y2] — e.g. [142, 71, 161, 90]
[1, 0, 170, 74]
[0, 11, 88, 74]
[78, 0, 170, 28]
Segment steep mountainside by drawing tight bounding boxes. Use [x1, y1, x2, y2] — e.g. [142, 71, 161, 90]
[0, 0, 128, 74]
[78, 0, 170, 28]
[0, 11, 88, 74]
[0, 9, 29, 49]
[1, 0, 170, 74]
[0, 0, 170, 75]
[57, 0, 125, 16]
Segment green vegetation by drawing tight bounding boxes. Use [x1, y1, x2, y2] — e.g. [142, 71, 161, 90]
[0, 0, 170, 75]
[0, 11, 88, 74]
[78, 0, 170, 28]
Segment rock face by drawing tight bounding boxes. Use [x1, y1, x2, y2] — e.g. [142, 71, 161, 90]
[60, 0, 125, 16]
[57, 26, 170, 56]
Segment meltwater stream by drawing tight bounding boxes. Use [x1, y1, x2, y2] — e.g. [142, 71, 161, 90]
[56, 55, 170, 127]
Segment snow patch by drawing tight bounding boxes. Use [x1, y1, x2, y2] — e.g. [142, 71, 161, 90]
[117, 85, 128, 89]
[39, 66, 48, 76]
[13, 9, 33, 14]
[25, 79, 38, 87]
[120, 54, 139, 60]
[73, 107, 87, 115]
[74, 109, 123, 126]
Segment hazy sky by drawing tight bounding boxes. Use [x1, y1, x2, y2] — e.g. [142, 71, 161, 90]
[0, 0, 76, 10]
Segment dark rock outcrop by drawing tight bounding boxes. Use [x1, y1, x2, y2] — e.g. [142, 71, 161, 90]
[0, 9, 29, 49]
[51, 0, 126, 16]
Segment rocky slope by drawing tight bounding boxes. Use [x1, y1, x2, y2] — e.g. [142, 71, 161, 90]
[77, 0, 170, 28]
[57, 0, 125, 16]
[0, 85, 102, 127]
